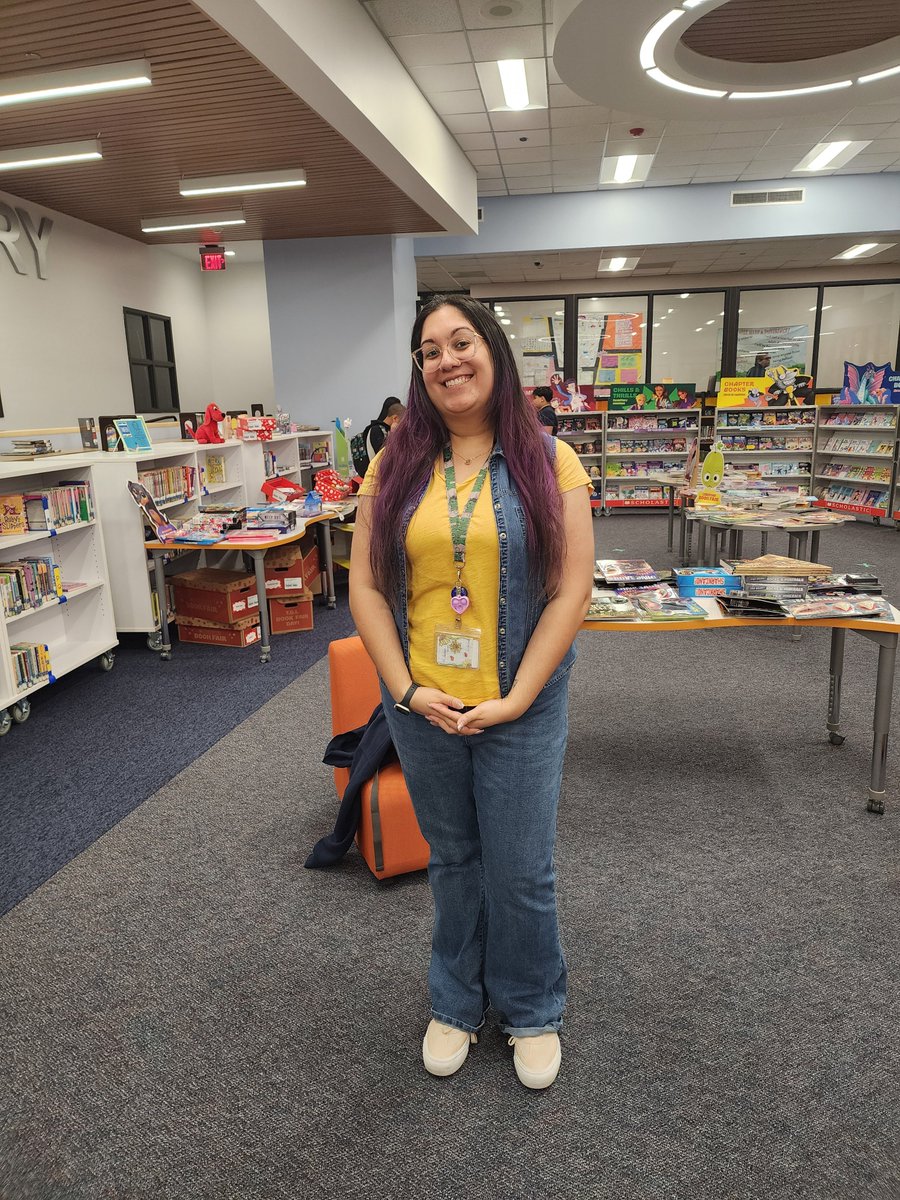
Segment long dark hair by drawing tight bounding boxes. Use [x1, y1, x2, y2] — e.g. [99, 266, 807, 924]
[368, 295, 565, 601]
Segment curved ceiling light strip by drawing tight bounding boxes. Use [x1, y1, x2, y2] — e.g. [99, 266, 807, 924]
[639, 10, 684, 70]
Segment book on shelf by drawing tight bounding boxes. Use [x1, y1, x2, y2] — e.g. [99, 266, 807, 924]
[10, 641, 51, 688]
[0, 556, 63, 616]
[205, 454, 226, 483]
[596, 558, 659, 584]
[0, 494, 28, 535]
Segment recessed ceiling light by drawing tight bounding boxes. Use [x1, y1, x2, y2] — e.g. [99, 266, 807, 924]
[225, 250, 236, 257]
[597, 255, 640, 271]
[599, 154, 655, 186]
[705, 319, 715, 325]
[500, 318, 512, 324]
[646, 67, 727, 98]
[498, 59, 529, 110]
[793, 140, 870, 172]
[833, 242, 896, 260]
[0, 58, 152, 107]
[680, 293, 690, 299]
[140, 210, 246, 233]
[653, 323, 660, 327]
[695, 327, 702, 332]
[0, 138, 102, 171]
[730, 80, 852, 100]
[180, 168, 307, 196]
[858, 64, 900, 84]
[555, 310, 564, 316]
[510, 333, 516, 338]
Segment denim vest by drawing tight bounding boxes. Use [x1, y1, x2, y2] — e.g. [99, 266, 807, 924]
[392, 438, 576, 698]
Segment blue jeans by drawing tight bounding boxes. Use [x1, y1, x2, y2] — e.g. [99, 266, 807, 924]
[382, 668, 570, 1038]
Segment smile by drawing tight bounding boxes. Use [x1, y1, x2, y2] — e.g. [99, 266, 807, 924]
[444, 375, 473, 388]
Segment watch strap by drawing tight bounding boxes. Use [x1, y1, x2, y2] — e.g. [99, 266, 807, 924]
[394, 682, 420, 713]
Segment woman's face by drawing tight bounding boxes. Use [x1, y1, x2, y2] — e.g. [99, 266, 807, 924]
[417, 305, 494, 425]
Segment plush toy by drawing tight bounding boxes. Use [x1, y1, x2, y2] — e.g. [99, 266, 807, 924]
[194, 403, 225, 444]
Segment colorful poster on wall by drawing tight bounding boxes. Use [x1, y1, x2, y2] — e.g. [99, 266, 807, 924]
[718, 373, 814, 407]
[837, 360, 900, 404]
[609, 383, 697, 411]
[577, 311, 644, 386]
[519, 315, 564, 388]
[736, 325, 808, 375]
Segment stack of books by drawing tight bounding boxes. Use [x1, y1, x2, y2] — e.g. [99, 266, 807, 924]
[719, 554, 834, 618]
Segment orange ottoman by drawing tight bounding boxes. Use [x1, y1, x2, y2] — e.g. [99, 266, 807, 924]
[328, 636, 430, 880]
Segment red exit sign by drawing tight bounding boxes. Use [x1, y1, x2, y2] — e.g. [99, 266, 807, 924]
[199, 245, 226, 271]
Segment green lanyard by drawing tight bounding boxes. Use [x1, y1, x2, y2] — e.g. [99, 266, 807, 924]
[443, 444, 489, 619]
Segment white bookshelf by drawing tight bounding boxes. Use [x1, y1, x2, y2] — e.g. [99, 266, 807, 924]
[0, 458, 117, 732]
[812, 404, 899, 523]
[716, 404, 815, 493]
[239, 429, 334, 501]
[88, 441, 245, 640]
[602, 409, 700, 511]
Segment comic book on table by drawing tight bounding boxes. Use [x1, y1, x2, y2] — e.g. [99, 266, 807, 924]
[585, 589, 639, 620]
[784, 596, 893, 621]
[595, 558, 659, 585]
[631, 589, 708, 621]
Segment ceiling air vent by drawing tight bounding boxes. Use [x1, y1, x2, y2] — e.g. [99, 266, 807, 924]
[731, 188, 805, 207]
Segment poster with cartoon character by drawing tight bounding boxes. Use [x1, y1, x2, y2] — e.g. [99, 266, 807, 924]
[837, 361, 899, 405]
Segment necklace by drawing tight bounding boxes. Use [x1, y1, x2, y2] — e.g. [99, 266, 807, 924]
[453, 439, 493, 465]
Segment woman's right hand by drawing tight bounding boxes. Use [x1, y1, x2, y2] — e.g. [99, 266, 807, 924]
[408, 687, 469, 735]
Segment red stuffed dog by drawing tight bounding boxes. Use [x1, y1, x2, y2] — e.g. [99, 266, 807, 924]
[193, 403, 225, 444]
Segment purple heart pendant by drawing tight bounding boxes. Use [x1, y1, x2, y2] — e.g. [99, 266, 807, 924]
[451, 592, 470, 615]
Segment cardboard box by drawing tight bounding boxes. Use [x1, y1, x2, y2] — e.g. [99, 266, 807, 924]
[268, 594, 314, 634]
[674, 568, 742, 597]
[264, 534, 321, 595]
[173, 568, 259, 624]
[176, 612, 260, 648]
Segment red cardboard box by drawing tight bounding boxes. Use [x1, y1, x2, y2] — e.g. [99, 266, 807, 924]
[176, 613, 260, 647]
[264, 534, 321, 596]
[268, 594, 314, 634]
[173, 568, 259, 624]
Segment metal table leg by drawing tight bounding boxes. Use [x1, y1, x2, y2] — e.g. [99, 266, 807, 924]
[317, 519, 337, 609]
[760, 532, 768, 555]
[810, 530, 821, 562]
[152, 552, 172, 661]
[697, 520, 707, 568]
[868, 634, 897, 814]
[827, 627, 846, 745]
[666, 486, 675, 553]
[678, 501, 688, 566]
[248, 548, 272, 663]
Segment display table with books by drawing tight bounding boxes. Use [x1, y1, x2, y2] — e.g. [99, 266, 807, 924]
[587, 558, 898, 814]
[686, 507, 851, 568]
[145, 510, 345, 664]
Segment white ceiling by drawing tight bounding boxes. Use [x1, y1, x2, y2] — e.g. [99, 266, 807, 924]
[362, 0, 900, 197]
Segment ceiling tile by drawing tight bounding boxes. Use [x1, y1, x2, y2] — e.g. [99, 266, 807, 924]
[499, 145, 553, 163]
[410, 62, 479, 91]
[709, 131, 772, 150]
[716, 118, 784, 133]
[467, 24, 545, 60]
[692, 148, 754, 165]
[551, 142, 604, 161]
[490, 109, 549, 131]
[442, 112, 492, 133]
[455, 131, 498, 151]
[828, 123, 892, 141]
[642, 178, 693, 188]
[494, 128, 551, 148]
[870, 138, 900, 153]
[550, 106, 611, 129]
[365, 0, 463, 35]
[547, 59, 563, 86]
[691, 167, 748, 179]
[508, 184, 553, 194]
[549, 83, 593, 108]
[467, 149, 501, 166]
[608, 121, 667, 139]
[503, 161, 552, 177]
[657, 134, 716, 152]
[458, 0, 544, 28]
[431, 90, 486, 115]
[553, 183, 595, 192]
[844, 104, 900, 123]
[477, 187, 508, 196]
[390, 31, 471, 66]
[764, 126, 840, 147]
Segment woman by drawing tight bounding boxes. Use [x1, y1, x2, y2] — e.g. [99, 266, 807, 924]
[350, 296, 593, 1090]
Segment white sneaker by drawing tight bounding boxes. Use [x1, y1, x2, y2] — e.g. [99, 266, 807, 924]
[509, 1032, 561, 1089]
[422, 1020, 477, 1077]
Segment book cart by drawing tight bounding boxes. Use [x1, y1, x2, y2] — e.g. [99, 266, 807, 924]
[90, 441, 243, 647]
[812, 404, 899, 526]
[602, 409, 700, 513]
[0, 458, 117, 735]
[716, 405, 815, 493]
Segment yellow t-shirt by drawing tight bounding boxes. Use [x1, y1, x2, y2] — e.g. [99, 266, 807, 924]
[359, 440, 590, 703]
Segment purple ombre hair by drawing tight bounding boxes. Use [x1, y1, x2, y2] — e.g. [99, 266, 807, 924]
[368, 295, 565, 601]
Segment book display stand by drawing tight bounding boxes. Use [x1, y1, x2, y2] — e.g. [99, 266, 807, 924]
[716, 405, 815, 490]
[813, 404, 899, 522]
[0, 458, 117, 735]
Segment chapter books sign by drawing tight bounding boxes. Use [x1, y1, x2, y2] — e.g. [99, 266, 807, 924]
[608, 383, 697, 411]
[717, 372, 813, 407]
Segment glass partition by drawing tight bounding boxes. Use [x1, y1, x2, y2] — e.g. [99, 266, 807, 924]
[817, 283, 900, 387]
[649, 291, 725, 391]
[736, 287, 817, 376]
[489, 299, 565, 390]
[576, 296, 647, 399]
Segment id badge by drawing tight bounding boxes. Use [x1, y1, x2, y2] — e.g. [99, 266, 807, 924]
[435, 625, 481, 669]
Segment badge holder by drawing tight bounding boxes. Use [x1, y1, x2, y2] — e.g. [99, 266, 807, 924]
[435, 569, 481, 669]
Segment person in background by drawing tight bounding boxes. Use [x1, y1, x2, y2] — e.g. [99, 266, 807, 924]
[366, 397, 406, 460]
[747, 353, 771, 378]
[350, 295, 594, 1091]
[531, 386, 558, 434]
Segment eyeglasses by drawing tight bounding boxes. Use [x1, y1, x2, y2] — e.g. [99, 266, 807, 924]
[412, 329, 483, 373]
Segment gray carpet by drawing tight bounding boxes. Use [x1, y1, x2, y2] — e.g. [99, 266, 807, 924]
[2, 515, 900, 1199]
